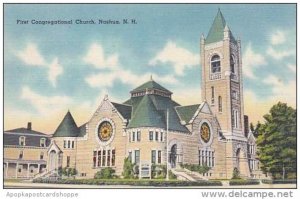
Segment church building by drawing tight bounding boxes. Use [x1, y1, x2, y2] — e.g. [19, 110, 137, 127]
[4, 10, 262, 180]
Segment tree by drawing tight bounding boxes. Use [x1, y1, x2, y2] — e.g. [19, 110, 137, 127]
[256, 102, 296, 179]
[250, 121, 261, 138]
[122, 157, 135, 179]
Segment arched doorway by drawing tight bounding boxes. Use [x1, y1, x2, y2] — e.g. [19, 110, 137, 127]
[49, 150, 57, 171]
[170, 144, 177, 168]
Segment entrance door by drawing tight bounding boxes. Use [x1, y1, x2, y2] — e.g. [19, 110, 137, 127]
[170, 144, 177, 168]
[236, 148, 241, 171]
[49, 150, 57, 171]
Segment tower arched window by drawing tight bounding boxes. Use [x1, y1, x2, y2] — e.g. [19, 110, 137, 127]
[230, 55, 235, 73]
[211, 55, 221, 73]
[218, 96, 222, 112]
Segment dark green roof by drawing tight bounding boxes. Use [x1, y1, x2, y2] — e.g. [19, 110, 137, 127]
[206, 9, 226, 44]
[125, 93, 189, 132]
[127, 95, 165, 129]
[53, 111, 80, 137]
[206, 9, 236, 44]
[175, 104, 200, 123]
[132, 80, 172, 93]
[78, 123, 87, 137]
[111, 102, 132, 120]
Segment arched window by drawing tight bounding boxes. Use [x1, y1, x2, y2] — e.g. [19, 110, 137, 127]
[211, 55, 221, 73]
[230, 55, 235, 73]
[19, 136, 26, 146]
[218, 96, 222, 112]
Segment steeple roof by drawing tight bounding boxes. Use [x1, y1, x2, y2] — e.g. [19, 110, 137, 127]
[205, 9, 227, 44]
[53, 111, 80, 137]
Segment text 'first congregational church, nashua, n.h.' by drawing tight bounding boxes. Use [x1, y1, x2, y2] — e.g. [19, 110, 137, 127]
[4, 10, 266, 180]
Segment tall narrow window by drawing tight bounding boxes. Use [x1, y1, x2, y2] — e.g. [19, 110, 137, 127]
[19, 151, 23, 159]
[137, 131, 141, 142]
[93, 151, 97, 167]
[132, 132, 135, 142]
[19, 136, 26, 146]
[68, 140, 71, 148]
[107, 150, 111, 166]
[151, 150, 156, 164]
[102, 150, 106, 166]
[128, 132, 131, 142]
[160, 132, 163, 142]
[97, 151, 101, 167]
[64, 140, 67, 148]
[112, 149, 116, 166]
[67, 156, 70, 167]
[211, 55, 221, 73]
[230, 55, 235, 73]
[155, 131, 159, 141]
[158, 150, 162, 164]
[40, 152, 44, 160]
[211, 86, 215, 104]
[218, 96, 222, 112]
[135, 150, 140, 165]
[72, 141, 75, 148]
[149, 131, 153, 141]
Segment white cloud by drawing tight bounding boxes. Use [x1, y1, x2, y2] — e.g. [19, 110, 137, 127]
[149, 41, 198, 76]
[242, 43, 267, 79]
[262, 74, 296, 106]
[16, 43, 63, 87]
[21, 86, 72, 115]
[48, 58, 63, 87]
[287, 63, 296, 73]
[17, 43, 46, 66]
[267, 47, 294, 60]
[270, 30, 286, 45]
[85, 68, 178, 88]
[83, 43, 119, 69]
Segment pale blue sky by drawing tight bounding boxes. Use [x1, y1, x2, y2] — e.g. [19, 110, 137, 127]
[4, 4, 296, 132]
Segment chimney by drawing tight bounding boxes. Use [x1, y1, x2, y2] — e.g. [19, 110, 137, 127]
[27, 122, 32, 131]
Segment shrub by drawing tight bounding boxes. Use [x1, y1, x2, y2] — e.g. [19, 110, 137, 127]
[168, 170, 177, 180]
[61, 167, 78, 177]
[261, 179, 297, 184]
[33, 178, 222, 186]
[122, 157, 135, 179]
[229, 179, 260, 185]
[181, 163, 210, 174]
[232, 167, 241, 179]
[94, 168, 116, 179]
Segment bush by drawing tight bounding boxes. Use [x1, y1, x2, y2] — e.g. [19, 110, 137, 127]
[181, 163, 210, 174]
[168, 170, 177, 180]
[33, 178, 222, 186]
[232, 167, 241, 179]
[61, 167, 77, 177]
[261, 179, 297, 184]
[94, 168, 116, 179]
[151, 164, 167, 179]
[122, 157, 135, 179]
[229, 179, 260, 185]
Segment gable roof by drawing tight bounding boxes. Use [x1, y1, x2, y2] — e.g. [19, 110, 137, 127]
[131, 79, 172, 94]
[127, 95, 165, 129]
[111, 102, 132, 120]
[53, 111, 80, 137]
[175, 104, 201, 124]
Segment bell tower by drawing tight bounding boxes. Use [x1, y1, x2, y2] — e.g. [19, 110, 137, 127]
[201, 9, 245, 138]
